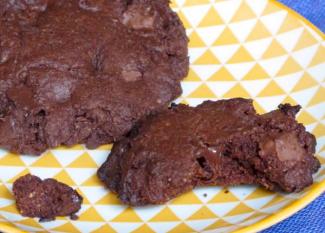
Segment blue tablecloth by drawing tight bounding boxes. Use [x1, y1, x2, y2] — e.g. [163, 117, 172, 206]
[279, 0, 325, 32]
[263, 1, 325, 232]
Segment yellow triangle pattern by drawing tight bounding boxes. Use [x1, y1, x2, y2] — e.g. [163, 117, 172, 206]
[312, 124, 325, 138]
[179, 98, 189, 105]
[168, 223, 195, 233]
[228, 46, 254, 63]
[244, 211, 267, 222]
[55, 144, 85, 150]
[0, 185, 13, 199]
[282, 96, 299, 106]
[96, 144, 113, 150]
[209, 67, 236, 81]
[278, 14, 303, 33]
[92, 224, 116, 233]
[175, 11, 191, 29]
[8, 168, 31, 183]
[0, 222, 16, 230]
[52, 222, 81, 233]
[253, 101, 267, 114]
[213, 27, 239, 45]
[0, 204, 19, 214]
[246, 21, 272, 41]
[276, 57, 302, 76]
[81, 174, 103, 186]
[297, 111, 317, 125]
[68, 153, 97, 168]
[188, 84, 216, 98]
[262, 3, 280, 15]
[75, 188, 91, 204]
[308, 45, 325, 67]
[208, 191, 239, 203]
[194, 50, 220, 65]
[112, 208, 142, 222]
[246, 189, 274, 200]
[184, 69, 201, 81]
[149, 207, 180, 222]
[292, 73, 318, 92]
[188, 31, 206, 48]
[133, 224, 155, 233]
[31, 152, 61, 167]
[204, 219, 231, 230]
[262, 40, 287, 59]
[53, 170, 76, 186]
[171, 191, 202, 204]
[308, 87, 325, 107]
[78, 207, 105, 222]
[258, 80, 285, 97]
[199, 7, 224, 27]
[0, 153, 25, 166]
[187, 206, 217, 220]
[243, 64, 269, 80]
[96, 192, 122, 205]
[183, 0, 210, 6]
[226, 203, 254, 216]
[16, 219, 43, 229]
[224, 83, 252, 98]
[231, 2, 256, 22]
[293, 30, 318, 51]
[262, 195, 285, 208]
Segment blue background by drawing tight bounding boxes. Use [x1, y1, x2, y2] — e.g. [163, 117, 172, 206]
[263, 1, 324, 232]
[279, 0, 325, 32]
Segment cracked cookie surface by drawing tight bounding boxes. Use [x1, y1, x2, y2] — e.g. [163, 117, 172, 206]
[0, 0, 188, 154]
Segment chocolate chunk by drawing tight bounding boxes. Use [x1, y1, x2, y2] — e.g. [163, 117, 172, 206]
[122, 3, 156, 30]
[259, 132, 305, 162]
[0, 0, 188, 155]
[13, 174, 83, 221]
[98, 98, 320, 206]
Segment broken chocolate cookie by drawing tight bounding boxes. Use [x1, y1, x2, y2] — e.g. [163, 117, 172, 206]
[98, 98, 320, 206]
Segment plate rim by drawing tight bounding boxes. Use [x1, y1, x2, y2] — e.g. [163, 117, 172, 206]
[0, 0, 324, 233]
[234, 1, 325, 232]
[234, 180, 325, 233]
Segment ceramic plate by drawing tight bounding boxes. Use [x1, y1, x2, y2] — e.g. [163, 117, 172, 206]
[0, 0, 324, 232]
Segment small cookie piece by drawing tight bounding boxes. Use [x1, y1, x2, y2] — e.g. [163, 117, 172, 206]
[13, 174, 82, 221]
[98, 98, 320, 206]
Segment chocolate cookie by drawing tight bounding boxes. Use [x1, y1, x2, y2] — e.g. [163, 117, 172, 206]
[98, 98, 320, 206]
[13, 174, 83, 221]
[0, 0, 188, 155]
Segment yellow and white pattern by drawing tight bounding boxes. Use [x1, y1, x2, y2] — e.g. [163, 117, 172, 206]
[0, 0, 324, 232]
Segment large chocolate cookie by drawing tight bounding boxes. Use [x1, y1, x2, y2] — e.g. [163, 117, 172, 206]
[0, 0, 188, 154]
[98, 99, 320, 206]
